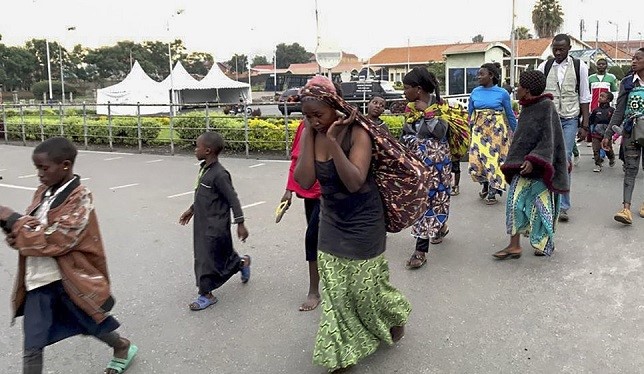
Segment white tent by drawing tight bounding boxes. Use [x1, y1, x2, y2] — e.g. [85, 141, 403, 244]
[161, 61, 201, 105]
[96, 61, 169, 115]
[191, 64, 252, 104]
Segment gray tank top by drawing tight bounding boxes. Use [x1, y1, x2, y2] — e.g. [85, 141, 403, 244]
[314, 126, 386, 260]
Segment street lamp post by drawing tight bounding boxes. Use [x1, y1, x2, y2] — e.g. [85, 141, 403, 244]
[608, 21, 619, 60]
[509, 0, 516, 89]
[59, 26, 75, 105]
[46, 40, 53, 101]
[167, 9, 184, 116]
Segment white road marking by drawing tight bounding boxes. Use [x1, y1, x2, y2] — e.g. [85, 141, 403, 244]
[257, 159, 290, 163]
[0, 183, 37, 191]
[80, 177, 91, 181]
[79, 150, 133, 156]
[249, 163, 265, 168]
[167, 191, 193, 199]
[145, 159, 164, 164]
[242, 201, 266, 209]
[0, 169, 7, 172]
[18, 174, 37, 179]
[109, 183, 139, 190]
[104, 157, 123, 161]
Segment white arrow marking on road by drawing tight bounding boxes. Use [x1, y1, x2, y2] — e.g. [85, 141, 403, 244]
[167, 191, 193, 199]
[81, 178, 91, 181]
[242, 201, 266, 209]
[109, 183, 139, 190]
[145, 159, 164, 164]
[104, 157, 123, 161]
[249, 163, 265, 168]
[18, 174, 37, 179]
[0, 183, 37, 191]
[257, 159, 290, 163]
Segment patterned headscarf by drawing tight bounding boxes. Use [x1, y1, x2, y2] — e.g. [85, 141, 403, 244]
[298, 75, 343, 111]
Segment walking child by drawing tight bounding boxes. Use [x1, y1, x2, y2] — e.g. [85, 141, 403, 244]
[0, 137, 137, 374]
[493, 70, 569, 259]
[589, 91, 616, 172]
[179, 131, 251, 311]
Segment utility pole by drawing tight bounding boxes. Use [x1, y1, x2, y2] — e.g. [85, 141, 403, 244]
[46, 40, 53, 101]
[509, 0, 516, 89]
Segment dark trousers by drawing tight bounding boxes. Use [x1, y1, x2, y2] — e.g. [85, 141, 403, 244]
[194, 233, 242, 295]
[22, 281, 121, 374]
[623, 142, 644, 204]
[591, 137, 615, 166]
[304, 198, 320, 262]
[415, 238, 430, 253]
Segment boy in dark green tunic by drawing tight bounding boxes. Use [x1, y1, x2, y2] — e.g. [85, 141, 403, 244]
[179, 132, 251, 311]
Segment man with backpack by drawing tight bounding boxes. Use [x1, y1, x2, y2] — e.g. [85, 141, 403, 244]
[538, 34, 591, 223]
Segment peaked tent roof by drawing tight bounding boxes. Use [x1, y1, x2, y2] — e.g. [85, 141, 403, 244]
[161, 61, 202, 90]
[198, 64, 250, 89]
[96, 60, 169, 115]
[102, 60, 162, 93]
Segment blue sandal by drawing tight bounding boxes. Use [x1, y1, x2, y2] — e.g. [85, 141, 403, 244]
[105, 344, 138, 373]
[189, 295, 218, 311]
[240, 255, 251, 283]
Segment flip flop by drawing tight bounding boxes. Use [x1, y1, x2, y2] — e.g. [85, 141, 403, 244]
[275, 201, 290, 223]
[189, 295, 218, 311]
[105, 344, 138, 374]
[240, 255, 251, 283]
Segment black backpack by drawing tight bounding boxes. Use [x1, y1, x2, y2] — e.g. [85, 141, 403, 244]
[543, 57, 581, 93]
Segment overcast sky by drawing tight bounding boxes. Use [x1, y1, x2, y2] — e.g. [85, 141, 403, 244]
[1, 0, 639, 61]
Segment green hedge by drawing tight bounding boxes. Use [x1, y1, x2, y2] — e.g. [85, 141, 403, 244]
[3, 116, 163, 145]
[172, 112, 301, 151]
[2, 111, 406, 152]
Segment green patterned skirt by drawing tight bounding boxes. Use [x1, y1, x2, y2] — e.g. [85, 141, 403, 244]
[313, 251, 412, 371]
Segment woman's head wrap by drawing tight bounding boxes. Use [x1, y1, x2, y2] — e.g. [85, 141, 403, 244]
[298, 75, 342, 110]
[519, 70, 547, 96]
[402, 67, 440, 100]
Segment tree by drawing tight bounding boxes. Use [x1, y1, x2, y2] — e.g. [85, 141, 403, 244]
[532, 0, 564, 38]
[184, 52, 213, 77]
[0, 44, 37, 90]
[472, 34, 484, 43]
[226, 54, 249, 76]
[275, 43, 312, 69]
[515, 26, 533, 40]
[252, 55, 269, 67]
[426, 62, 446, 94]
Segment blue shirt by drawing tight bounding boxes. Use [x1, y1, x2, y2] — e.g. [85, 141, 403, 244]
[468, 85, 518, 131]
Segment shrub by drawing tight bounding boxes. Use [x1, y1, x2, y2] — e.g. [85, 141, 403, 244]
[3, 115, 161, 145]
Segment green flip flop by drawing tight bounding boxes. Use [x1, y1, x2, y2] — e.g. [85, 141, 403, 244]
[105, 344, 138, 374]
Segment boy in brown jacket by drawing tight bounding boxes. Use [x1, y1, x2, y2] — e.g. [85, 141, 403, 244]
[0, 137, 137, 374]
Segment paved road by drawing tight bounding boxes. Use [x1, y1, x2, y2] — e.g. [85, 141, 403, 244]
[1, 143, 644, 374]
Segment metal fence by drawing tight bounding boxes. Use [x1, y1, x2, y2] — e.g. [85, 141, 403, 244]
[0, 101, 306, 158]
[0, 96, 467, 158]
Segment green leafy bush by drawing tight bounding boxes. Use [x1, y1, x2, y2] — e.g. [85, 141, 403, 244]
[3, 116, 162, 145]
[172, 112, 300, 151]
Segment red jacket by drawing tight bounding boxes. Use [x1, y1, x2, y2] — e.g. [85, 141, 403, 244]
[286, 122, 321, 199]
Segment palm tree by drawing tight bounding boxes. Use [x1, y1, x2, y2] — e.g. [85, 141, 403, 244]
[515, 26, 533, 40]
[531, 0, 564, 38]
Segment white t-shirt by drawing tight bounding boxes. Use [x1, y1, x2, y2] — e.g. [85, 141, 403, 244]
[24, 178, 77, 291]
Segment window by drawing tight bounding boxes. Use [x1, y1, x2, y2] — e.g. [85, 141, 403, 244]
[449, 67, 481, 95]
[449, 68, 465, 95]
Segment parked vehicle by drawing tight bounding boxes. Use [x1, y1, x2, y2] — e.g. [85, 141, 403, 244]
[277, 88, 302, 115]
[340, 80, 405, 110]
